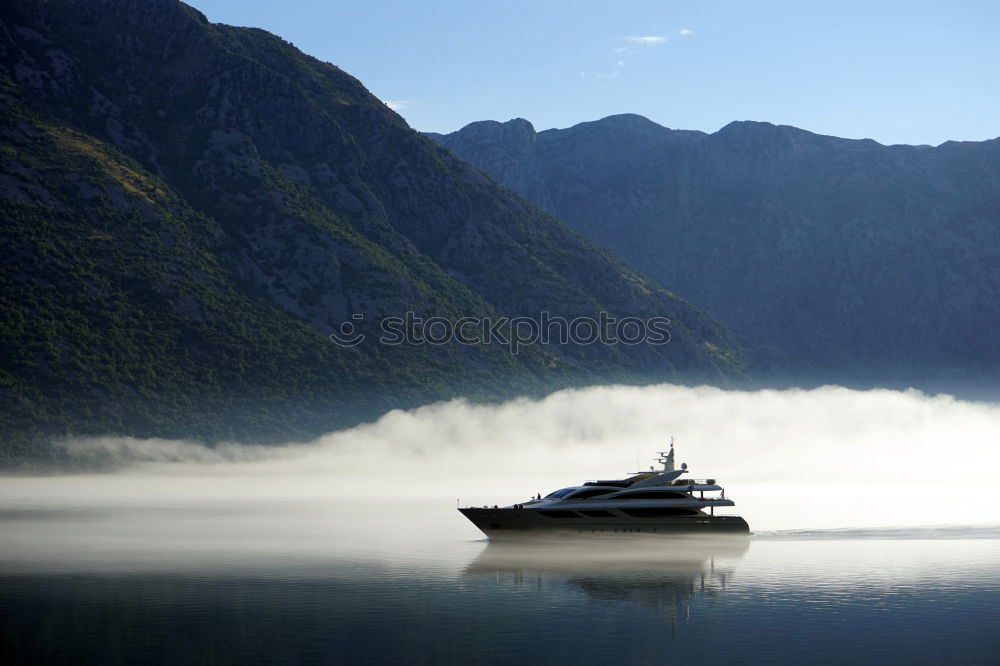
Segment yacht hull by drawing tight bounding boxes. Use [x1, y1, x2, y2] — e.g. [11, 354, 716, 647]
[459, 507, 750, 539]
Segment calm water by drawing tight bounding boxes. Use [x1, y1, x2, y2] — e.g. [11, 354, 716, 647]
[1, 499, 999, 665]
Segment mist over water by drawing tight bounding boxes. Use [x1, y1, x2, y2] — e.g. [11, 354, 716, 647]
[3, 383, 999, 534]
[3, 384, 1000, 664]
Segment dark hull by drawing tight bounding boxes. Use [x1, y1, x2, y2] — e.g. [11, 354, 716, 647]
[459, 507, 750, 540]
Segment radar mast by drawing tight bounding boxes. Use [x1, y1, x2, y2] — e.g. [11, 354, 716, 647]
[657, 437, 676, 472]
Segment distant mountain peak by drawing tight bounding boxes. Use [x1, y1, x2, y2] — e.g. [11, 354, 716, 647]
[716, 119, 778, 133]
[559, 113, 671, 137]
[457, 117, 535, 134]
[712, 120, 890, 150]
[504, 117, 535, 131]
[593, 113, 664, 128]
[440, 117, 539, 161]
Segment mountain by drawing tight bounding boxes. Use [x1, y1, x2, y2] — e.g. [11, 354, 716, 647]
[428, 114, 1000, 395]
[0, 1, 751, 465]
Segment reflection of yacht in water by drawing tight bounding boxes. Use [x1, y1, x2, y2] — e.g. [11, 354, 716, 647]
[463, 537, 749, 634]
[459, 443, 749, 539]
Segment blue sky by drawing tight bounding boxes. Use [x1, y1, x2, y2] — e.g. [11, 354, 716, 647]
[190, 0, 998, 146]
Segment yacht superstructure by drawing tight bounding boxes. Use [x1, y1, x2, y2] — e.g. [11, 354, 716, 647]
[459, 443, 749, 538]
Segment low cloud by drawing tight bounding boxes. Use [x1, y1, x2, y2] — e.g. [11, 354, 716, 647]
[626, 36, 667, 45]
[678, 29, 695, 36]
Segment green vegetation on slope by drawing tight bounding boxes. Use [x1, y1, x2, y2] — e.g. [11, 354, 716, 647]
[0, 0, 752, 466]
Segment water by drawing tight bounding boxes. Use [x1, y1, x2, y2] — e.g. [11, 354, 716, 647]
[2, 499, 999, 665]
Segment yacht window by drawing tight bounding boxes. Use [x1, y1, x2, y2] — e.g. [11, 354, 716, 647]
[538, 510, 582, 518]
[579, 510, 615, 518]
[621, 507, 700, 517]
[567, 488, 616, 499]
[607, 491, 688, 500]
[544, 488, 578, 499]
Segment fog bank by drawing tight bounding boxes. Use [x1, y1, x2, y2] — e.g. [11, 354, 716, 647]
[3, 384, 999, 531]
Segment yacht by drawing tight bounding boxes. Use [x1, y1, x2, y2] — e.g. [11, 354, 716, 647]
[459, 443, 749, 538]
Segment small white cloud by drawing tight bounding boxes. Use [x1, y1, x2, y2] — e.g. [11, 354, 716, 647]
[678, 29, 695, 36]
[384, 100, 411, 111]
[626, 35, 667, 45]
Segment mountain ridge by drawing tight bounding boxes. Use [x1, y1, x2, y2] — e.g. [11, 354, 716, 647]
[428, 114, 1000, 396]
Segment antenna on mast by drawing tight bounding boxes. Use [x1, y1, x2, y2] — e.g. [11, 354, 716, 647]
[656, 437, 676, 472]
